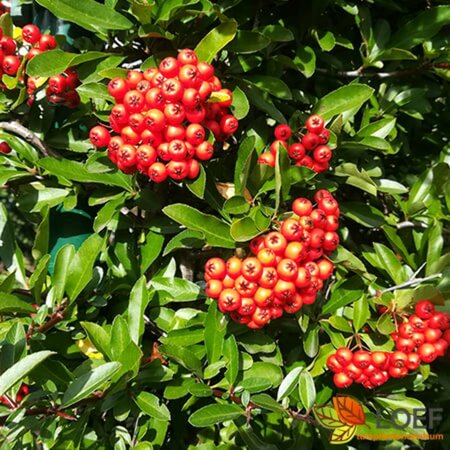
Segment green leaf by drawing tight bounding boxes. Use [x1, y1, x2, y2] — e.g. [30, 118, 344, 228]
[293, 46, 316, 78]
[189, 404, 243, 427]
[234, 136, 255, 196]
[81, 322, 111, 359]
[353, 296, 370, 331]
[63, 362, 121, 407]
[65, 234, 104, 302]
[159, 344, 202, 376]
[204, 302, 227, 365]
[230, 217, 260, 242]
[186, 165, 206, 199]
[195, 21, 238, 63]
[224, 335, 239, 385]
[252, 393, 285, 413]
[141, 231, 165, 274]
[27, 50, 107, 77]
[224, 196, 250, 215]
[0, 323, 26, 375]
[260, 25, 294, 42]
[151, 277, 200, 304]
[52, 244, 76, 302]
[155, 0, 199, 22]
[356, 118, 396, 139]
[340, 202, 385, 228]
[387, 6, 450, 50]
[313, 84, 374, 120]
[376, 179, 408, 195]
[163, 204, 234, 249]
[163, 230, 204, 255]
[38, 158, 132, 191]
[426, 222, 443, 276]
[134, 392, 171, 421]
[376, 312, 396, 335]
[373, 243, 406, 284]
[231, 86, 250, 120]
[228, 31, 271, 54]
[35, 0, 132, 32]
[245, 76, 292, 100]
[313, 30, 336, 51]
[303, 327, 319, 358]
[0, 293, 35, 314]
[0, 351, 55, 396]
[77, 82, 113, 101]
[277, 366, 302, 401]
[128, 276, 151, 346]
[298, 370, 316, 412]
[243, 362, 283, 387]
[17, 183, 69, 213]
[323, 277, 365, 315]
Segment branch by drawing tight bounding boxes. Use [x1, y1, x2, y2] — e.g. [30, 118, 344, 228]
[396, 220, 428, 230]
[377, 273, 442, 295]
[26, 299, 68, 341]
[0, 121, 61, 158]
[315, 62, 433, 79]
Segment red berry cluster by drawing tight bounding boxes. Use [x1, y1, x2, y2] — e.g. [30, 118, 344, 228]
[327, 300, 450, 389]
[258, 115, 332, 173]
[89, 48, 239, 183]
[204, 190, 339, 328]
[0, 384, 29, 406]
[0, 141, 11, 154]
[0, 25, 56, 80]
[0, 25, 78, 107]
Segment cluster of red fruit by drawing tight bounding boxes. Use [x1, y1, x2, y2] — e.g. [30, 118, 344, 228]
[89, 48, 238, 183]
[0, 384, 28, 407]
[258, 115, 332, 173]
[28, 67, 81, 108]
[0, 24, 56, 80]
[327, 300, 450, 389]
[204, 190, 339, 328]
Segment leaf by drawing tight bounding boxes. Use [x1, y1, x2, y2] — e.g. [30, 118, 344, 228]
[35, 0, 132, 32]
[163, 230, 204, 255]
[155, 0, 199, 22]
[303, 326, 319, 358]
[333, 395, 366, 425]
[294, 46, 316, 78]
[63, 362, 121, 407]
[298, 370, 316, 412]
[261, 25, 294, 42]
[313, 84, 374, 120]
[224, 335, 239, 385]
[357, 118, 396, 139]
[376, 312, 396, 335]
[65, 234, 104, 302]
[245, 76, 292, 100]
[151, 277, 200, 304]
[159, 344, 202, 376]
[81, 322, 111, 359]
[373, 243, 406, 284]
[313, 404, 345, 429]
[387, 6, 450, 50]
[352, 296, 370, 332]
[134, 392, 171, 421]
[141, 231, 165, 274]
[38, 158, 132, 191]
[0, 323, 26, 375]
[195, 21, 238, 63]
[163, 204, 234, 249]
[204, 302, 227, 365]
[189, 404, 243, 427]
[231, 86, 250, 120]
[230, 217, 260, 242]
[0, 293, 35, 314]
[330, 424, 357, 444]
[77, 82, 113, 101]
[17, 184, 69, 213]
[228, 31, 271, 54]
[323, 277, 365, 315]
[0, 351, 55, 396]
[128, 276, 151, 345]
[224, 196, 250, 215]
[251, 394, 285, 413]
[277, 366, 302, 401]
[234, 136, 255, 196]
[186, 164, 206, 199]
[313, 30, 336, 51]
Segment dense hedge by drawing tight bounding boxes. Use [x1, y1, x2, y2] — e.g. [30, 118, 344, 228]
[0, 0, 449, 448]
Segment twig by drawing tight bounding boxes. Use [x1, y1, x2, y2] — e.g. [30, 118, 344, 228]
[26, 299, 68, 341]
[315, 62, 433, 79]
[396, 221, 428, 230]
[0, 121, 61, 158]
[378, 273, 442, 295]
